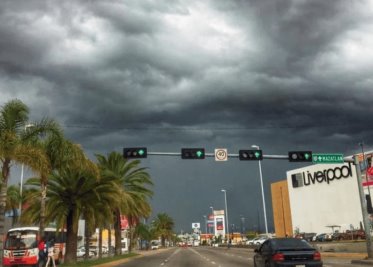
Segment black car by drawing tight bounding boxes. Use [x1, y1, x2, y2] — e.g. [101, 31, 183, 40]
[253, 238, 322, 267]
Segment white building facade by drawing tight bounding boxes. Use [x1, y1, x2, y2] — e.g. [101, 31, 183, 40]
[286, 162, 365, 234]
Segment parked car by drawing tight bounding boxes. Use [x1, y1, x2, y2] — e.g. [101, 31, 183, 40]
[333, 230, 366, 241]
[253, 238, 323, 267]
[313, 233, 332, 242]
[76, 247, 95, 258]
[248, 236, 269, 246]
[296, 232, 317, 242]
[151, 241, 159, 250]
[89, 245, 99, 255]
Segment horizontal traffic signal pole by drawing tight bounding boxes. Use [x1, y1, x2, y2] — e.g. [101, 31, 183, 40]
[146, 151, 290, 159]
[126, 149, 355, 162]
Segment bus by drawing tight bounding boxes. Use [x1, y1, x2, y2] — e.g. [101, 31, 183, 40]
[3, 227, 66, 267]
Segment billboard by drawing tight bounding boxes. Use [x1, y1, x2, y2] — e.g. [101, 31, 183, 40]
[213, 210, 225, 236]
[192, 222, 200, 229]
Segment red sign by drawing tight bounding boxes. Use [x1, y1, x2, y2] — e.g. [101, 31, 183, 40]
[368, 167, 373, 177]
[120, 215, 129, 230]
[216, 218, 224, 230]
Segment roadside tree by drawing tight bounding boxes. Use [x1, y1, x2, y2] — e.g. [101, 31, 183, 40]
[0, 99, 59, 250]
[96, 152, 153, 255]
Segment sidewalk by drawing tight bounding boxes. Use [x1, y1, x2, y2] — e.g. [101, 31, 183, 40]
[322, 252, 373, 265]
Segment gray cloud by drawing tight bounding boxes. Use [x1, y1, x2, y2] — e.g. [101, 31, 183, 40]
[1, 0, 373, 232]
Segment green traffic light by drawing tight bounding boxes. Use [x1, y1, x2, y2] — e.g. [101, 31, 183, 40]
[196, 151, 203, 157]
[255, 152, 261, 158]
[305, 153, 310, 160]
[138, 149, 144, 156]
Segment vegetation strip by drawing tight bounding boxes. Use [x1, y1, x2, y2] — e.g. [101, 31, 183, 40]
[58, 253, 140, 267]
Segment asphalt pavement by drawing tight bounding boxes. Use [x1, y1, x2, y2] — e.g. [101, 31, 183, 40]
[91, 246, 373, 267]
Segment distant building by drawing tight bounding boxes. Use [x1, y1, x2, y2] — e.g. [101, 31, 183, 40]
[271, 152, 373, 236]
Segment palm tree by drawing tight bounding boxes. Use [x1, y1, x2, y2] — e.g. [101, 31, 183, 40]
[96, 152, 153, 255]
[4, 185, 21, 226]
[152, 213, 175, 247]
[134, 222, 151, 250]
[0, 99, 60, 250]
[24, 162, 120, 264]
[125, 194, 152, 252]
[28, 123, 64, 238]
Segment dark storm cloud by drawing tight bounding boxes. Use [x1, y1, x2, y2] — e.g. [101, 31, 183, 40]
[1, 0, 373, 232]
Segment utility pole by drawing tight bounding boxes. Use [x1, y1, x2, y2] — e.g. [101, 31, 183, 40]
[352, 155, 373, 258]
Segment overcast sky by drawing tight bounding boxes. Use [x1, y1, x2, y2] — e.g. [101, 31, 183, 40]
[1, 0, 373, 233]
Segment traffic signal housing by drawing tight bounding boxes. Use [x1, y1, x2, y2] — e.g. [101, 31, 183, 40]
[288, 151, 312, 162]
[123, 147, 147, 158]
[239, 150, 263, 160]
[181, 148, 205, 159]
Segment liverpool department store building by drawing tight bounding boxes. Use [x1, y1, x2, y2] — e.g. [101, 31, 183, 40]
[271, 153, 373, 237]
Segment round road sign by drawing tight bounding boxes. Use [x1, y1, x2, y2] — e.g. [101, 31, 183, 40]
[215, 148, 228, 161]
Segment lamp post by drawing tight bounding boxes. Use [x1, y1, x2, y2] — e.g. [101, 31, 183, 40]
[19, 123, 34, 217]
[209, 206, 214, 234]
[240, 215, 245, 234]
[252, 145, 268, 235]
[203, 215, 207, 235]
[221, 189, 229, 240]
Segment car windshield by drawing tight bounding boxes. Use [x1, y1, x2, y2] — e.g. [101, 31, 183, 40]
[271, 238, 313, 250]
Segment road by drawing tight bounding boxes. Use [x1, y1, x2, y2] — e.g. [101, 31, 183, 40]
[113, 247, 370, 267]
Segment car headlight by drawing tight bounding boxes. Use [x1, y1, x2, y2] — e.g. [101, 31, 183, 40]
[28, 248, 38, 256]
[3, 250, 10, 257]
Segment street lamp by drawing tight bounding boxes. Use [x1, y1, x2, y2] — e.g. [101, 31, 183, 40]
[221, 189, 229, 240]
[251, 144, 268, 235]
[19, 123, 34, 217]
[240, 215, 245, 234]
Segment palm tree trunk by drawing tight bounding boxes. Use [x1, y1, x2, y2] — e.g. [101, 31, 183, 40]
[65, 209, 78, 264]
[114, 209, 122, 255]
[98, 227, 103, 258]
[127, 225, 132, 253]
[39, 178, 47, 238]
[0, 159, 11, 264]
[84, 220, 90, 260]
[108, 224, 112, 256]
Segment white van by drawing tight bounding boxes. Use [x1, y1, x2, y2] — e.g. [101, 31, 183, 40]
[150, 240, 159, 250]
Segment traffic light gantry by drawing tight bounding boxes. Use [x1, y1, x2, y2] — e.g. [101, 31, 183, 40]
[239, 150, 263, 160]
[122, 147, 314, 162]
[181, 148, 205, 159]
[123, 147, 147, 158]
[288, 151, 312, 162]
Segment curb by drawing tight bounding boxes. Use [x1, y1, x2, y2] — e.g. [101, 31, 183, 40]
[321, 252, 367, 259]
[351, 260, 373, 266]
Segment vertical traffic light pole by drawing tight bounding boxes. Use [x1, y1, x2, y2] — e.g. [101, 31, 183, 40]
[350, 155, 373, 258]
